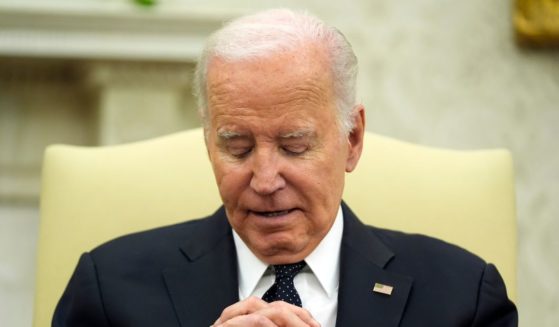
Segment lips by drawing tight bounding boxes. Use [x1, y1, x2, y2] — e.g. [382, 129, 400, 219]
[251, 209, 295, 218]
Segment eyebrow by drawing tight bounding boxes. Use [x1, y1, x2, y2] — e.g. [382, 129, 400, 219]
[216, 130, 246, 140]
[216, 128, 315, 140]
[279, 129, 315, 139]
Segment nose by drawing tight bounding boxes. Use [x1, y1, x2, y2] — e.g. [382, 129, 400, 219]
[249, 149, 286, 195]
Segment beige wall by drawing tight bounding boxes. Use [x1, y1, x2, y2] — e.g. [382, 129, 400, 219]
[0, 0, 558, 326]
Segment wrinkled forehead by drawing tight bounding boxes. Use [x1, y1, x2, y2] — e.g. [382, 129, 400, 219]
[206, 45, 335, 109]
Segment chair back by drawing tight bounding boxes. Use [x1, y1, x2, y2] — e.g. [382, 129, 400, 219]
[33, 128, 517, 326]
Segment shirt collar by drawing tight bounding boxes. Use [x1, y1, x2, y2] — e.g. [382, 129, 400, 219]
[233, 205, 344, 299]
[304, 206, 343, 297]
[233, 230, 269, 299]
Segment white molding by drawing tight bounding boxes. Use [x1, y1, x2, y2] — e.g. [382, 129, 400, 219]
[0, 5, 237, 62]
[0, 166, 40, 204]
[85, 61, 193, 88]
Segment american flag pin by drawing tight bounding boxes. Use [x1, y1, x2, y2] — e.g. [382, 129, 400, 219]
[373, 283, 394, 295]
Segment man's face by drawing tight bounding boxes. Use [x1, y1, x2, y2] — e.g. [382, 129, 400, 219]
[205, 45, 364, 264]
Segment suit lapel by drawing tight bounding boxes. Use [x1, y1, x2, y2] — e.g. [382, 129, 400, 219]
[162, 208, 239, 327]
[160, 204, 412, 326]
[336, 203, 413, 327]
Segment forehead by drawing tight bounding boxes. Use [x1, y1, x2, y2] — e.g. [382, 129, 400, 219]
[206, 45, 335, 115]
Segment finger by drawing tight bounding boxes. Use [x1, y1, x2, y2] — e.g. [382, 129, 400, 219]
[254, 303, 320, 327]
[215, 313, 277, 327]
[268, 301, 321, 327]
[214, 296, 269, 325]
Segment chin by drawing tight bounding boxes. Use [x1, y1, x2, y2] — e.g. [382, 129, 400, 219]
[252, 238, 310, 264]
[260, 252, 308, 265]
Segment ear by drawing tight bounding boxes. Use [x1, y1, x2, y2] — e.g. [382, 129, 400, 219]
[345, 105, 365, 173]
[203, 127, 212, 159]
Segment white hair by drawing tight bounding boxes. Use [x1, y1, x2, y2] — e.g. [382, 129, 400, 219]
[193, 8, 358, 135]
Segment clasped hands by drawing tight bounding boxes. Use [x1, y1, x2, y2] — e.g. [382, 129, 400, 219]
[212, 296, 321, 327]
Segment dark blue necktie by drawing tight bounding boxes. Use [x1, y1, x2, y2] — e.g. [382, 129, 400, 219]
[262, 261, 306, 307]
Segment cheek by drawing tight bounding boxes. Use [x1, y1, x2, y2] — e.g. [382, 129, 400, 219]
[288, 161, 344, 207]
[297, 151, 345, 187]
[213, 163, 250, 203]
[298, 154, 347, 207]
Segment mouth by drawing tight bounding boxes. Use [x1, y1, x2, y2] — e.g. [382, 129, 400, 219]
[250, 209, 296, 218]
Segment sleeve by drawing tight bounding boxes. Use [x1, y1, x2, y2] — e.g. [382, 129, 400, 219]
[471, 263, 518, 327]
[52, 252, 111, 327]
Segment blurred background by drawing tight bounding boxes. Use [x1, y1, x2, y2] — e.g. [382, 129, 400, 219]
[0, 0, 557, 326]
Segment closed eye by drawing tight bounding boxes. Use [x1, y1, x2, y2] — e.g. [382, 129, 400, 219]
[217, 132, 254, 159]
[281, 144, 308, 156]
[228, 146, 253, 158]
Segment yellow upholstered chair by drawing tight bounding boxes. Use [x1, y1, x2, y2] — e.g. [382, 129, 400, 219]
[33, 127, 517, 327]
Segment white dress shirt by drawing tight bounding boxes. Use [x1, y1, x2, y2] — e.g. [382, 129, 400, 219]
[233, 206, 344, 327]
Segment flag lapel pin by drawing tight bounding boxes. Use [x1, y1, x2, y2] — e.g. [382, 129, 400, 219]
[373, 282, 394, 295]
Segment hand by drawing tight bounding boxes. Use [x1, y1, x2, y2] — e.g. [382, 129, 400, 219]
[213, 296, 320, 327]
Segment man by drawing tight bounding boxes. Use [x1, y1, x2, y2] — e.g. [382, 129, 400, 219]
[53, 9, 518, 327]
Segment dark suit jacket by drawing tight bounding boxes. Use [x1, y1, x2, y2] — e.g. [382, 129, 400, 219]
[53, 203, 517, 326]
